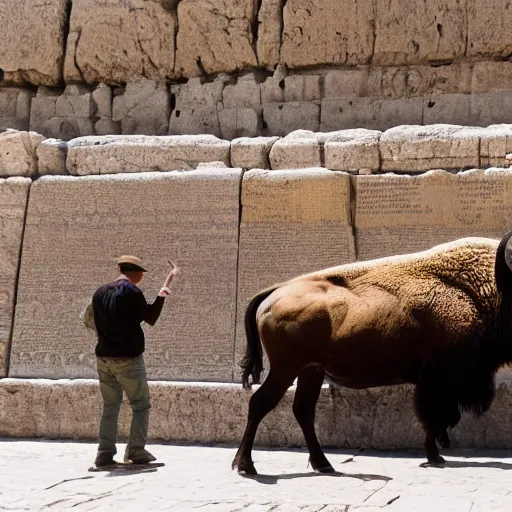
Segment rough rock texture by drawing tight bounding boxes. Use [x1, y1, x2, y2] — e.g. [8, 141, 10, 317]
[269, 130, 324, 169]
[9, 170, 242, 381]
[324, 129, 382, 172]
[354, 169, 512, 261]
[230, 136, 279, 169]
[234, 169, 355, 381]
[4, 372, 512, 449]
[373, 0, 467, 65]
[0, 89, 34, 132]
[380, 124, 480, 172]
[64, 0, 177, 84]
[175, 0, 258, 77]
[467, 0, 512, 59]
[256, 0, 282, 69]
[218, 108, 260, 140]
[263, 102, 320, 136]
[280, 0, 375, 67]
[479, 125, 512, 167]
[0, 130, 45, 177]
[0, 179, 31, 377]
[66, 135, 231, 175]
[113, 81, 170, 135]
[0, 0, 68, 86]
[36, 139, 68, 175]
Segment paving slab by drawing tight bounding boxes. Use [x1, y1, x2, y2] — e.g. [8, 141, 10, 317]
[3, 440, 512, 511]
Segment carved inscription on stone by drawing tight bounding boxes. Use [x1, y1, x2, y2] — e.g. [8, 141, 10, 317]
[10, 170, 242, 381]
[234, 169, 356, 381]
[355, 169, 512, 261]
[0, 178, 31, 377]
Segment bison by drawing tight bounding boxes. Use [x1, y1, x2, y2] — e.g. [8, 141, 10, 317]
[232, 231, 512, 475]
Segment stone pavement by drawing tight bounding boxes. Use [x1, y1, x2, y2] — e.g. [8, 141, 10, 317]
[2, 440, 512, 511]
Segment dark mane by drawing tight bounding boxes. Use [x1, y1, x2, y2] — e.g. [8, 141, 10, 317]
[494, 229, 512, 363]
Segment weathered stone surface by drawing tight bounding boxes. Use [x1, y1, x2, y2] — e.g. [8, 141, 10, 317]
[169, 107, 221, 137]
[55, 85, 92, 119]
[36, 139, 68, 175]
[175, 0, 258, 77]
[369, 64, 473, 99]
[354, 169, 512, 261]
[373, 0, 467, 65]
[0, 179, 30, 377]
[471, 91, 512, 127]
[66, 135, 231, 175]
[0, 130, 45, 177]
[479, 125, 512, 167]
[256, 0, 282, 69]
[29, 88, 61, 136]
[283, 75, 322, 102]
[0, 89, 34, 132]
[263, 102, 320, 136]
[269, 130, 324, 169]
[261, 74, 285, 104]
[472, 62, 512, 93]
[324, 129, 381, 172]
[234, 169, 356, 380]
[222, 75, 261, 109]
[281, 0, 374, 67]
[230, 136, 279, 169]
[379, 124, 480, 172]
[92, 84, 113, 118]
[64, 0, 176, 84]
[320, 97, 423, 132]
[172, 77, 227, 109]
[113, 81, 170, 135]
[423, 94, 472, 126]
[0, 0, 68, 86]
[43, 117, 95, 141]
[324, 69, 368, 99]
[218, 108, 259, 140]
[9, 170, 242, 381]
[94, 118, 120, 136]
[467, 0, 512, 59]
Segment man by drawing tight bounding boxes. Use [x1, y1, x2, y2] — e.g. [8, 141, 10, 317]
[90, 255, 177, 467]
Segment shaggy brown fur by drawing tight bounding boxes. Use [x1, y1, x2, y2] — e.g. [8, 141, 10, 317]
[232, 233, 512, 475]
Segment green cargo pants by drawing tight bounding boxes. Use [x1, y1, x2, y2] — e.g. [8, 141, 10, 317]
[96, 354, 151, 461]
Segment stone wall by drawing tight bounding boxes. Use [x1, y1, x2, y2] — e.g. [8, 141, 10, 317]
[1, 125, 512, 381]
[2, 1, 512, 138]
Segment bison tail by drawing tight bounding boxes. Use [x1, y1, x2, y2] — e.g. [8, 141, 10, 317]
[240, 285, 279, 389]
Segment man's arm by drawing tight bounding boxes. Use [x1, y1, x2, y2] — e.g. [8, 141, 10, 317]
[133, 292, 165, 326]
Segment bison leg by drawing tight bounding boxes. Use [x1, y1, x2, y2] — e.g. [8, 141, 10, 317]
[232, 371, 295, 476]
[292, 366, 333, 473]
[414, 378, 457, 464]
[436, 404, 460, 449]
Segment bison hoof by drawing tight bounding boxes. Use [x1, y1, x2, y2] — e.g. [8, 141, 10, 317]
[314, 465, 335, 474]
[427, 455, 445, 465]
[232, 459, 257, 476]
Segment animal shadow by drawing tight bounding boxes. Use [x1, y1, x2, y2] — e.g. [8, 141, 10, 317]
[248, 470, 392, 485]
[421, 460, 512, 470]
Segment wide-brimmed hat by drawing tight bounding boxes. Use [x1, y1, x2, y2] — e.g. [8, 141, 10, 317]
[117, 255, 147, 272]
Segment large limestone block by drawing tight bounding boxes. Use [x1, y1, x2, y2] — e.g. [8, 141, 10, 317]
[234, 169, 356, 380]
[324, 129, 381, 173]
[422, 94, 472, 126]
[467, 0, 512, 59]
[64, 0, 176, 84]
[66, 135, 231, 175]
[320, 97, 423, 132]
[479, 125, 512, 167]
[175, 0, 258, 77]
[9, 170, 242, 381]
[29, 88, 61, 136]
[269, 130, 323, 169]
[280, 0, 374, 67]
[230, 136, 280, 169]
[168, 107, 222, 137]
[0, 130, 45, 177]
[373, 0, 466, 65]
[263, 102, 320, 136]
[0, 89, 34, 132]
[113, 81, 170, 135]
[354, 169, 512, 261]
[0, 0, 67, 85]
[472, 62, 512, 93]
[218, 108, 260, 140]
[256, 0, 282, 69]
[36, 139, 68, 175]
[379, 125, 480, 172]
[471, 91, 512, 128]
[0, 179, 31, 377]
